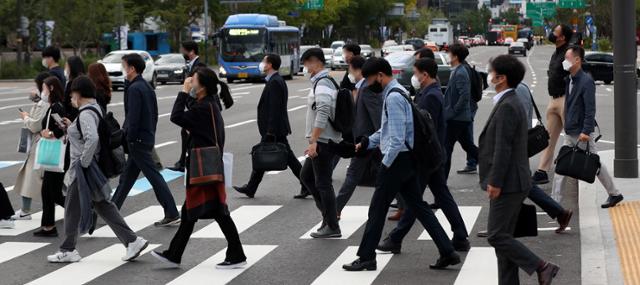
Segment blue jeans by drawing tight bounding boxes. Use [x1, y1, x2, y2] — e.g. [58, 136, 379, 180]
[528, 185, 563, 219]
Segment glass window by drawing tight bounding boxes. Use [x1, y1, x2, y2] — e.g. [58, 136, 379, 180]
[156, 54, 185, 65]
[221, 28, 266, 62]
[440, 28, 447, 32]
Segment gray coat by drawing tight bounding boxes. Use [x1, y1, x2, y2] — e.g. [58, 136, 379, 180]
[64, 102, 102, 187]
[478, 90, 531, 193]
[444, 64, 472, 122]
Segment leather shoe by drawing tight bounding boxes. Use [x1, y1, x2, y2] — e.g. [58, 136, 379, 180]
[555, 209, 573, 233]
[601, 195, 624, 208]
[387, 209, 404, 221]
[476, 230, 488, 238]
[429, 252, 461, 269]
[343, 258, 377, 271]
[293, 188, 310, 199]
[537, 262, 560, 285]
[377, 237, 401, 254]
[453, 239, 470, 252]
[233, 185, 255, 198]
[167, 162, 185, 172]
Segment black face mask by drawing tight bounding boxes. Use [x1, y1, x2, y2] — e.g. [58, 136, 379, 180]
[548, 33, 557, 43]
[368, 81, 383, 93]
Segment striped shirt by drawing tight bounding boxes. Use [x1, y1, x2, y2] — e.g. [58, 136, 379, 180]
[305, 69, 341, 143]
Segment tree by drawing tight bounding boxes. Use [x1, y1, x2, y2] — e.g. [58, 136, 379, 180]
[501, 8, 520, 25]
[151, 0, 203, 51]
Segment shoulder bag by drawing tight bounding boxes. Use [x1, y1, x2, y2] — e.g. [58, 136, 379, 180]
[554, 141, 601, 183]
[188, 103, 224, 186]
[526, 85, 550, 157]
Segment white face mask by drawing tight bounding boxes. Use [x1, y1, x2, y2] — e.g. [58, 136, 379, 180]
[348, 73, 356, 84]
[41, 58, 48, 68]
[40, 89, 49, 103]
[487, 72, 497, 90]
[258, 62, 266, 74]
[64, 69, 70, 79]
[562, 59, 573, 71]
[411, 75, 421, 91]
[302, 66, 309, 77]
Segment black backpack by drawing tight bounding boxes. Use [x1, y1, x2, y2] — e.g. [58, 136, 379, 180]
[463, 63, 487, 103]
[386, 88, 445, 176]
[312, 76, 354, 134]
[77, 106, 125, 178]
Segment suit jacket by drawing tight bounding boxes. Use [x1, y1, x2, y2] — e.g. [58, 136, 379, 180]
[352, 80, 382, 138]
[187, 57, 201, 76]
[123, 75, 159, 145]
[444, 65, 472, 122]
[257, 72, 291, 137]
[563, 69, 596, 136]
[478, 89, 531, 193]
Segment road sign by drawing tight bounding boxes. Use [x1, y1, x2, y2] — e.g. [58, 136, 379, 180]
[300, 0, 323, 10]
[559, 0, 585, 8]
[532, 18, 544, 27]
[526, 2, 556, 18]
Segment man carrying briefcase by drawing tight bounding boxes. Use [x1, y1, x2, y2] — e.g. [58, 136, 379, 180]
[551, 45, 624, 208]
[233, 54, 307, 199]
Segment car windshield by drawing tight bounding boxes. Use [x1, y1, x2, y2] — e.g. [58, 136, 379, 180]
[331, 43, 344, 49]
[511, 42, 524, 47]
[102, 53, 126, 63]
[156, 55, 185, 65]
[323, 49, 333, 56]
[385, 52, 414, 66]
[221, 28, 266, 62]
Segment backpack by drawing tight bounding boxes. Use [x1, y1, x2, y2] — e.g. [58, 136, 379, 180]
[462, 63, 487, 103]
[312, 76, 354, 134]
[386, 88, 445, 176]
[77, 106, 125, 178]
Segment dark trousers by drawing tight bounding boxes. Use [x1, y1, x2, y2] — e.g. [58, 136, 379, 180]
[41, 171, 65, 227]
[528, 185, 563, 219]
[357, 152, 454, 261]
[389, 168, 468, 243]
[245, 136, 304, 194]
[164, 210, 246, 264]
[301, 142, 339, 230]
[0, 183, 14, 219]
[335, 151, 378, 213]
[445, 120, 478, 178]
[488, 191, 542, 285]
[177, 128, 189, 166]
[112, 141, 179, 218]
[465, 122, 477, 168]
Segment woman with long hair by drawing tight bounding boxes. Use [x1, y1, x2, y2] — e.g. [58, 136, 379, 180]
[63, 56, 85, 120]
[33, 76, 67, 237]
[151, 67, 245, 269]
[87, 63, 112, 109]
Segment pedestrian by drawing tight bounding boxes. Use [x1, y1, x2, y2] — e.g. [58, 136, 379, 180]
[414, 48, 435, 60]
[444, 43, 478, 178]
[551, 45, 624, 208]
[299, 48, 342, 238]
[335, 55, 383, 217]
[87, 63, 112, 110]
[343, 58, 460, 272]
[233, 54, 306, 198]
[10, 72, 50, 221]
[33, 76, 68, 237]
[531, 24, 573, 184]
[479, 55, 559, 285]
[378, 58, 470, 253]
[63, 56, 85, 121]
[0, 182, 16, 228]
[151, 67, 247, 269]
[340, 43, 361, 91]
[111, 53, 180, 226]
[47, 76, 148, 263]
[41, 46, 66, 87]
[168, 40, 201, 173]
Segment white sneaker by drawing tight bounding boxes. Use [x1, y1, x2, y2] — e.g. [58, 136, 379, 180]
[47, 250, 82, 263]
[122, 237, 149, 261]
[0, 219, 15, 229]
[11, 209, 32, 220]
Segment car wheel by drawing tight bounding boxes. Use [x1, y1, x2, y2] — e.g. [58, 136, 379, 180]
[605, 80, 612, 85]
[151, 73, 157, 89]
[227, 78, 235, 84]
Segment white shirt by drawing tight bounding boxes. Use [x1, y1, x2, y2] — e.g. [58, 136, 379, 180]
[493, 88, 514, 105]
[355, 78, 365, 89]
[188, 56, 200, 71]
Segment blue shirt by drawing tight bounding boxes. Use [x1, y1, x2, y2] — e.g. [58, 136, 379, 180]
[368, 79, 414, 167]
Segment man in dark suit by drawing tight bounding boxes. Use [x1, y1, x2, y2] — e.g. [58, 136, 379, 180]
[169, 41, 201, 172]
[233, 54, 306, 198]
[480, 55, 559, 285]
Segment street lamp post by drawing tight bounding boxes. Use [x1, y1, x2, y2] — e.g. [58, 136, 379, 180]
[204, 0, 209, 66]
[613, 0, 638, 178]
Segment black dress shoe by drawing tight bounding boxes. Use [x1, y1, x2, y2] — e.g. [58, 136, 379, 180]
[555, 209, 573, 233]
[537, 262, 560, 285]
[293, 188, 310, 199]
[33, 227, 58, 237]
[476, 230, 488, 238]
[429, 252, 461, 270]
[601, 195, 624, 208]
[233, 185, 255, 198]
[342, 258, 377, 271]
[377, 237, 402, 254]
[453, 239, 470, 252]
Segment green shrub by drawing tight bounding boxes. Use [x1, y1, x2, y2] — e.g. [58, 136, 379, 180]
[597, 38, 612, 52]
[0, 60, 40, 79]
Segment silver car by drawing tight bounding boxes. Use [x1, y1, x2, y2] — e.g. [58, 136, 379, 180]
[359, 45, 374, 59]
[331, 49, 348, 70]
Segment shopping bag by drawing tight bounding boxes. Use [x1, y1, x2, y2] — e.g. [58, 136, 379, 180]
[223, 152, 233, 189]
[34, 138, 66, 172]
[17, 128, 32, 153]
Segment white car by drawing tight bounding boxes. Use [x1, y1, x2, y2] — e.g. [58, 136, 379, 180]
[322, 48, 334, 66]
[330, 41, 345, 51]
[100, 50, 157, 91]
[331, 49, 348, 70]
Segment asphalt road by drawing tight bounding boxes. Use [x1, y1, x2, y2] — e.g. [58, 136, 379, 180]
[0, 44, 632, 284]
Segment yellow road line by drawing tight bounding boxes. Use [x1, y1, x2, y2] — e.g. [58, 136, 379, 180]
[610, 201, 640, 285]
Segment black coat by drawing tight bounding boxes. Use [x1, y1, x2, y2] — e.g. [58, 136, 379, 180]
[171, 92, 225, 151]
[187, 57, 201, 76]
[41, 102, 67, 139]
[123, 75, 158, 145]
[352, 81, 382, 138]
[257, 72, 291, 137]
[340, 70, 356, 91]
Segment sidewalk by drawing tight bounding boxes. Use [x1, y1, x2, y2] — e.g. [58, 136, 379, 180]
[580, 148, 640, 285]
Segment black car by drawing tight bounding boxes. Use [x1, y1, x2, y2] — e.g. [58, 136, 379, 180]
[405, 38, 425, 51]
[508, 42, 527, 57]
[154, 53, 187, 84]
[582, 52, 614, 84]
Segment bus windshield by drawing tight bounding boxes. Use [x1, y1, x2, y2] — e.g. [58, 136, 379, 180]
[221, 28, 266, 62]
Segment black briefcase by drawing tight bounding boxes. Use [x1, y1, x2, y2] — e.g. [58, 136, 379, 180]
[554, 143, 601, 184]
[514, 203, 538, 238]
[251, 142, 289, 171]
[526, 85, 549, 157]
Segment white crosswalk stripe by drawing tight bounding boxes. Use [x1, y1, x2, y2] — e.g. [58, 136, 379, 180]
[26, 243, 159, 285]
[167, 245, 277, 285]
[0, 206, 64, 236]
[193, 205, 281, 238]
[454, 247, 498, 284]
[311, 246, 393, 285]
[301, 206, 368, 239]
[0, 242, 49, 264]
[418, 206, 482, 240]
[85, 205, 181, 238]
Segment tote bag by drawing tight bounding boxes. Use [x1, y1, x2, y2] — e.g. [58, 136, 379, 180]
[33, 109, 66, 172]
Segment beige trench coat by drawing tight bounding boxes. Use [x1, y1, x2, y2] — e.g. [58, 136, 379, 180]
[13, 100, 49, 200]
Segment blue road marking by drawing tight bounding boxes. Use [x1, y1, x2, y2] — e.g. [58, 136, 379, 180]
[110, 169, 185, 197]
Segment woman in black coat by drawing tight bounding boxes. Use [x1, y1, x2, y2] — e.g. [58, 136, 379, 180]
[151, 67, 246, 269]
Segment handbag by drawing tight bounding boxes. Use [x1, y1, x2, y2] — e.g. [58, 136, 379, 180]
[526, 85, 550, 157]
[33, 109, 66, 172]
[514, 203, 538, 238]
[251, 136, 289, 171]
[17, 128, 32, 153]
[188, 103, 224, 186]
[554, 141, 601, 183]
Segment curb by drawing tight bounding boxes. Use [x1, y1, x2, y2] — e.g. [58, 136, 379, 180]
[0, 79, 33, 83]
